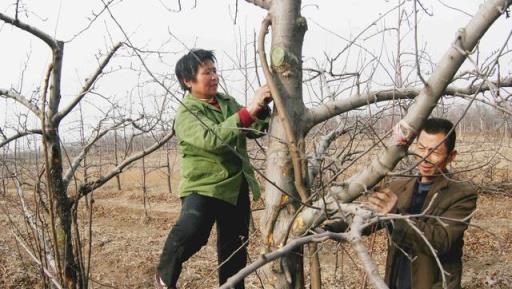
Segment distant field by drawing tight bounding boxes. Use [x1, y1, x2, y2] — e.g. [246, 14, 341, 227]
[0, 135, 511, 288]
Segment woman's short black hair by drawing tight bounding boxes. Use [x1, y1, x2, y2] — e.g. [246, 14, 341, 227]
[422, 117, 457, 153]
[175, 49, 216, 91]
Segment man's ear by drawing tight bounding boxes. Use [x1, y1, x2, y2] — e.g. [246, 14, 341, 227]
[447, 149, 457, 164]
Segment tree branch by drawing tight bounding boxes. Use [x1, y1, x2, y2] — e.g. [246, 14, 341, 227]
[0, 89, 41, 116]
[47, 42, 64, 126]
[220, 203, 390, 289]
[349, 215, 389, 289]
[55, 43, 123, 123]
[335, 0, 512, 203]
[307, 127, 349, 185]
[305, 76, 512, 131]
[62, 117, 140, 190]
[244, 0, 270, 10]
[0, 12, 58, 50]
[62, 131, 107, 191]
[293, 0, 512, 236]
[9, 231, 63, 289]
[12, 176, 58, 274]
[0, 129, 43, 149]
[76, 127, 175, 200]
[219, 230, 348, 289]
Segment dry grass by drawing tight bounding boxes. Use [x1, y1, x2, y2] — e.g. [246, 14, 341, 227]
[0, 137, 511, 288]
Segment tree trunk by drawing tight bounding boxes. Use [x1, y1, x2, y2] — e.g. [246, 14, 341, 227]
[166, 142, 173, 195]
[46, 41, 79, 289]
[114, 122, 122, 191]
[259, 1, 308, 288]
[47, 129, 79, 288]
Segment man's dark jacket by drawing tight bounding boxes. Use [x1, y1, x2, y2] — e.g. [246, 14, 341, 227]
[384, 176, 477, 289]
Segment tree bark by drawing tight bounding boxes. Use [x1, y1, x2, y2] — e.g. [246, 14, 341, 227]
[259, 1, 309, 288]
[47, 41, 81, 289]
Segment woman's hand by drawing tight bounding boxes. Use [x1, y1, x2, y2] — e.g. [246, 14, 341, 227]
[248, 84, 272, 119]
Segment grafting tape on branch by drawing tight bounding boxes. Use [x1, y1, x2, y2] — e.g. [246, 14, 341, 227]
[389, 120, 417, 146]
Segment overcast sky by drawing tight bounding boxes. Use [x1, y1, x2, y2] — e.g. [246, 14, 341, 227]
[0, 0, 510, 141]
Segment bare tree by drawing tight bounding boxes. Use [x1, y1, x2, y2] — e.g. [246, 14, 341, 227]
[0, 6, 175, 288]
[244, 0, 512, 288]
[1, 1, 511, 289]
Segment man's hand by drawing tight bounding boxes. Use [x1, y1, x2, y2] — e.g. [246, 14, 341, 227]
[248, 84, 272, 119]
[366, 188, 398, 214]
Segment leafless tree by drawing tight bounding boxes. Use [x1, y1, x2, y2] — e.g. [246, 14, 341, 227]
[243, 0, 512, 288]
[0, 4, 176, 288]
[1, 1, 511, 289]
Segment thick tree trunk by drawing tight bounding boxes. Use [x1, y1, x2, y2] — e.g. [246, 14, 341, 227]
[259, 1, 308, 288]
[47, 41, 80, 289]
[48, 130, 79, 288]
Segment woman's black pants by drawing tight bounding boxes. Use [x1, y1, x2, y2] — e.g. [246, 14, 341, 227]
[157, 181, 250, 289]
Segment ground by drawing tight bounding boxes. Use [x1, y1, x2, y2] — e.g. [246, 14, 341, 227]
[1, 137, 512, 288]
[1, 167, 511, 288]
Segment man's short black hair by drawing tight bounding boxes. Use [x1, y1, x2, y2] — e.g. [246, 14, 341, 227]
[175, 49, 216, 91]
[421, 117, 456, 153]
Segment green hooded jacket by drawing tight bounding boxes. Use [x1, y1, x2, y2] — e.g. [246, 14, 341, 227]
[174, 92, 269, 205]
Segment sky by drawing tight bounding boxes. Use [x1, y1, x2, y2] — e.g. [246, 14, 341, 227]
[0, 0, 510, 142]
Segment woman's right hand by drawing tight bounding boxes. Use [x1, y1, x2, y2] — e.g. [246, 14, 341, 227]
[248, 84, 272, 119]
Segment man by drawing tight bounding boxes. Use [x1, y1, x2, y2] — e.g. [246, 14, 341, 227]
[369, 117, 477, 289]
[327, 118, 477, 289]
[155, 49, 272, 289]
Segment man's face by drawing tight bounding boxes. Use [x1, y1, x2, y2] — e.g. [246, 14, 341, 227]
[184, 60, 218, 99]
[413, 131, 456, 182]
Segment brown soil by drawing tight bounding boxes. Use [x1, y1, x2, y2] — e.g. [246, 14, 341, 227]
[1, 179, 511, 289]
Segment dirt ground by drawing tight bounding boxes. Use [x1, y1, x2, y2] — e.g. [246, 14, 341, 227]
[1, 168, 511, 289]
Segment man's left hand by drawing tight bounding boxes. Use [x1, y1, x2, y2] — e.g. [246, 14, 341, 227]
[366, 188, 398, 214]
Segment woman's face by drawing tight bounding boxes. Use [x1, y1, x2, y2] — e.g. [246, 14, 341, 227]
[184, 60, 219, 99]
